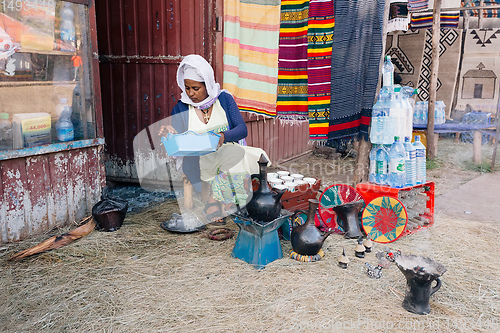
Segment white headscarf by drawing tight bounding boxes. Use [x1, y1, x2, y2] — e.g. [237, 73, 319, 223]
[177, 54, 221, 108]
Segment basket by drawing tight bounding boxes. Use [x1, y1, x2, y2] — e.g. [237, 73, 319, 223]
[161, 130, 220, 156]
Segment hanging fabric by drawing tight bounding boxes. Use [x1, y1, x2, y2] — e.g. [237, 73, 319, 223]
[408, 0, 429, 12]
[223, 0, 281, 117]
[388, 0, 410, 32]
[307, 0, 334, 143]
[276, 0, 310, 123]
[328, 0, 385, 141]
[410, 11, 460, 29]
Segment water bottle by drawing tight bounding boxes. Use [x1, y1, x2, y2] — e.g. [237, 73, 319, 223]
[436, 101, 445, 124]
[391, 87, 405, 141]
[370, 90, 392, 145]
[404, 137, 416, 187]
[382, 55, 394, 89]
[376, 145, 390, 185]
[413, 135, 426, 185]
[60, 4, 76, 51]
[389, 137, 406, 188]
[369, 145, 378, 183]
[401, 87, 415, 139]
[56, 107, 74, 142]
[0, 112, 13, 150]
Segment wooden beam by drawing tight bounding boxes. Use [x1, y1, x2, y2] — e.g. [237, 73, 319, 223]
[427, 0, 441, 160]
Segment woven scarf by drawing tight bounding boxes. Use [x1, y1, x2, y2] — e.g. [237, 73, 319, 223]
[307, 0, 334, 143]
[465, 0, 500, 18]
[410, 11, 460, 29]
[328, 0, 384, 141]
[223, 0, 281, 117]
[276, 0, 310, 123]
[408, 0, 428, 12]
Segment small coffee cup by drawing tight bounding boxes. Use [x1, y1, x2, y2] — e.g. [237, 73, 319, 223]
[290, 174, 304, 181]
[276, 170, 290, 177]
[267, 172, 278, 181]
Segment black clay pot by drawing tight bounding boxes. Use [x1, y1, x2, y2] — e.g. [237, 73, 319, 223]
[245, 154, 285, 222]
[395, 254, 447, 315]
[331, 200, 364, 239]
[291, 199, 333, 255]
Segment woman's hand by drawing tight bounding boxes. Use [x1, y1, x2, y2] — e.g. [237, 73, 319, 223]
[217, 132, 225, 149]
[159, 125, 177, 137]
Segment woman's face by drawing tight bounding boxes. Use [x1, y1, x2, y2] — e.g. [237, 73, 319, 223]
[184, 79, 208, 103]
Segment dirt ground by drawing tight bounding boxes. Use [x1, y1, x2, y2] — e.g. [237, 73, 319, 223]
[0, 137, 499, 332]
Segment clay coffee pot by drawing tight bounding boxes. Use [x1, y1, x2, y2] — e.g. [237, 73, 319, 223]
[245, 154, 286, 222]
[331, 200, 365, 239]
[291, 199, 334, 256]
[394, 254, 447, 315]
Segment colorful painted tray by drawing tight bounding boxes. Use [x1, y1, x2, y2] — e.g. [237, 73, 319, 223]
[318, 184, 365, 232]
[362, 196, 408, 243]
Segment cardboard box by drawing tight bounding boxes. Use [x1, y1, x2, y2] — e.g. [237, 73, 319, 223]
[13, 113, 51, 149]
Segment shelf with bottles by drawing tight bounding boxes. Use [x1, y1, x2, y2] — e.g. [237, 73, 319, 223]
[356, 181, 435, 237]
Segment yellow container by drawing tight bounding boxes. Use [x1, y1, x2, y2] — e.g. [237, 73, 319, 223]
[412, 130, 428, 149]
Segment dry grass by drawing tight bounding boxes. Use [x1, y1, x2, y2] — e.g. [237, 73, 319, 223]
[1, 137, 499, 332]
[0, 201, 499, 332]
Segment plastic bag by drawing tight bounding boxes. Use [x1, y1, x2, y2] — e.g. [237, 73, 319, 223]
[91, 188, 128, 231]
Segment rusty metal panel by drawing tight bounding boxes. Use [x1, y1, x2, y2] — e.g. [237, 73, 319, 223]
[245, 119, 311, 164]
[0, 147, 105, 244]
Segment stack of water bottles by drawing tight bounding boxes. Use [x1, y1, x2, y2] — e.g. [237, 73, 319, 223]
[369, 56, 426, 189]
[413, 100, 446, 125]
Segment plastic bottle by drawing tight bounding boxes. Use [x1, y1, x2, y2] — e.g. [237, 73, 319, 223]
[401, 87, 416, 139]
[413, 135, 426, 185]
[404, 137, 416, 187]
[60, 4, 76, 51]
[71, 82, 83, 140]
[370, 90, 392, 145]
[436, 101, 445, 124]
[389, 136, 406, 188]
[56, 106, 74, 142]
[369, 145, 378, 183]
[376, 144, 390, 185]
[382, 55, 394, 89]
[0, 112, 13, 149]
[391, 87, 405, 141]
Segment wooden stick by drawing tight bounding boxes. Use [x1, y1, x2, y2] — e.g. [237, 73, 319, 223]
[9, 216, 96, 261]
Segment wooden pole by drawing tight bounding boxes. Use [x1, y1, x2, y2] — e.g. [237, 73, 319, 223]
[491, 81, 500, 170]
[427, 0, 442, 160]
[478, 0, 484, 28]
[354, 0, 391, 185]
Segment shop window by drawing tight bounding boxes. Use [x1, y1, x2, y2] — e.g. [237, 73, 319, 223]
[0, 1, 95, 151]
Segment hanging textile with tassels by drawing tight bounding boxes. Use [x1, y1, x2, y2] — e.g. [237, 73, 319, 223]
[223, 0, 281, 117]
[307, 0, 334, 144]
[276, 0, 310, 124]
[328, 0, 385, 141]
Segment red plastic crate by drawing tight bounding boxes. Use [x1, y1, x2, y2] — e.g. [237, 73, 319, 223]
[355, 181, 435, 236]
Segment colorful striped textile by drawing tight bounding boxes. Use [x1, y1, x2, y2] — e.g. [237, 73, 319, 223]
[408, 0, 428, 12]
[462, 0, 500, 17]
[328, 0, 385, 141]
[307, 0, 334, 142]
[276, 0, 310, 123]
[410, 11, 460, 29]
[223, 0, 281, 117]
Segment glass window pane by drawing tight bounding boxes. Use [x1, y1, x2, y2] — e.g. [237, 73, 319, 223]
[0, 0, 95, 151]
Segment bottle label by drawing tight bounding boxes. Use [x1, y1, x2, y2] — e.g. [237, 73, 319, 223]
[390, 158, 405, 173]
[415, 149, 425, 158]
[58, 128, 74, 142]
[376, 161, 387, 175]
[383, 72, 393, 87]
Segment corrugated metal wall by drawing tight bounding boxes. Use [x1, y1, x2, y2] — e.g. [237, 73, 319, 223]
[96, 0, 220, 181]
[96, 0, 310, 183]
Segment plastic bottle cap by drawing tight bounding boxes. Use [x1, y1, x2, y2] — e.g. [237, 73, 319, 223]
[0, 113, 9, 120]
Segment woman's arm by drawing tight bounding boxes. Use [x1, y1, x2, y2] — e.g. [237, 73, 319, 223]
[219, 92, 247, 143]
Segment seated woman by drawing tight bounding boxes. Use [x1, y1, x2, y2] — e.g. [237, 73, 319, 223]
[160, 54, 268, 224]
